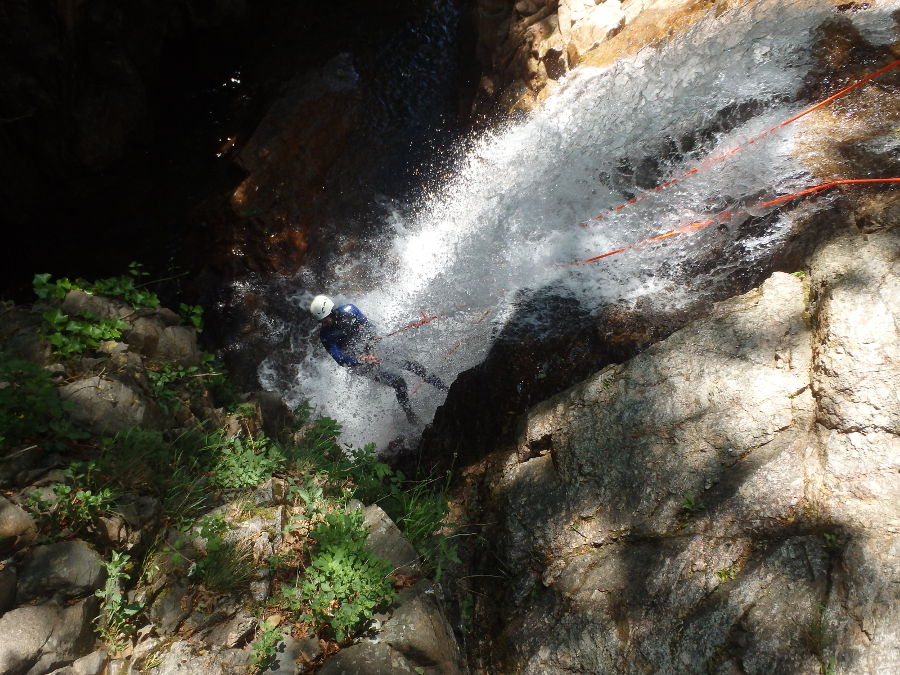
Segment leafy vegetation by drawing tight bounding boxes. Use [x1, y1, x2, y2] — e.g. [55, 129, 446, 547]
[249, 619, 283, 672]
[209, 433, 285, 490]
[179, 303, 204, 332]
[33, 262, 159, 309]
[40, 308, 127, 357]
[25, 461, 115, 538]
[0, 351, 83, 449]
[279, 509, 397, 642]
[715, 566, 737, 582]
[147, 354, 237, 413]
[95, 551, 142, 653]
[681, 493, 705, 515]
[7, 267, 459, 653]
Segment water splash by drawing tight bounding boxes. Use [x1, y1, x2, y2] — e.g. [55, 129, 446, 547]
[259, 0, 897, 450]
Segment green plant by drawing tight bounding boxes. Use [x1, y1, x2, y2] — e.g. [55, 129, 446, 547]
[146, 361, 211, 413]
[25, 461, 115, 536]
[379, 474, 460, 580]
[822, 533, 841, 553]
[95, 551, 142, 653]
[283, 509, 396, 642]
[99, 428, 173, 490]
[288, 477, 329, 519]
[291, 399, 313, 431]
[715, 566, 737, 582]
[179, 303, 204, 333]
[382, 477, 449, 551]
[249, 619, 283, 673]
[33, 263, 159, 310]
[190, 514, 256, 593]
[681, 493, 705, 515]
[209, 433, 285, 490]
[286, 415, 459, 578]
[0, 351, 84, 449]
[40, 308, 127, 356]
[200, 352, 241, 410]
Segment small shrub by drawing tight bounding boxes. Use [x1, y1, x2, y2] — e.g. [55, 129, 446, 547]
[284, 509, 396, 642]
[249, 619, 283, 673]
[209, 433, 284, 490]
[681, 493, 705, 515]
[95, 551, 142, 653]
[26, 461, 115, 536]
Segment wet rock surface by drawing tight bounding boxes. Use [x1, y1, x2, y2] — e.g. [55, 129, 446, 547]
[471, 0, 733, 117]
[446, 227, 899, 673]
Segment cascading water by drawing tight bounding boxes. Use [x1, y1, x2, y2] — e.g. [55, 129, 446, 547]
[258, 0, 898, 450]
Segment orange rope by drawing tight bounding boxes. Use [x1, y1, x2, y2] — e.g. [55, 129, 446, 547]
[573, 178, 899, 266]
[579, 59, 900, 227]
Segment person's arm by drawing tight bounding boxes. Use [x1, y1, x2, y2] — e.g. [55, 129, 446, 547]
[321, 333, 360, 367]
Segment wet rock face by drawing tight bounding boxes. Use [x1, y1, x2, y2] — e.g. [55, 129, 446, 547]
[470, 0, 726, 117]
[453, 229, 899, 673]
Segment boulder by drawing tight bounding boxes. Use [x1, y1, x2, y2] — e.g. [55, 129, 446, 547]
[0, 495, 38, 554]
[47, 650, 110, 675]
[362, 504, 422, 577]
[123, 318, 200, 367]
[148, 582, 194, 635]
[379, 581, 463, 674]
[267, 633, 301, 675]
[147, 640, 248, 675]
[61, 290, 132, 321]
[454, 229, 899, 673]
[809, 229, 900, 533]
[0, 444, 44, 487]
[198, 611, 257, 649]
[0, 596, 99, 675]
[59, 376, 165, 433]
[16, 540, 106, 604]
[242, 392, 291, 441]
[318, 640, 421, 675]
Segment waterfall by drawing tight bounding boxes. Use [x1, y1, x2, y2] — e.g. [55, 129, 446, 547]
[258, 0, 898, 450]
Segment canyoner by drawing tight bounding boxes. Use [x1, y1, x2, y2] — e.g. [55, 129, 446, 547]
[309, 295, 448, 424]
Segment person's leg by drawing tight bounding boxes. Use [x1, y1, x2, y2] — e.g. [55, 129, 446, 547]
[357, 364, 420, 423]
[399, 359, 449, 391]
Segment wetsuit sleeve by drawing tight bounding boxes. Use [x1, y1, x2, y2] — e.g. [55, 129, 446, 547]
[321, 333, 359, 367]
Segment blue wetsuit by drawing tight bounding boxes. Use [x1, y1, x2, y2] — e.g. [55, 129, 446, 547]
[319, 304, 448, 423]
[319, 304, 376, 367]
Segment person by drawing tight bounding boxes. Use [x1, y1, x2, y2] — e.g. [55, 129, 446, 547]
[310, 295, 448, 424]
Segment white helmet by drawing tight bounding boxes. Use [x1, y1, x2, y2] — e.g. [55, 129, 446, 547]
[309, 295, 335, 321]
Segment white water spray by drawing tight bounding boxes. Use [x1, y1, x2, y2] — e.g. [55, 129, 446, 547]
[259, 0, 898, 450]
